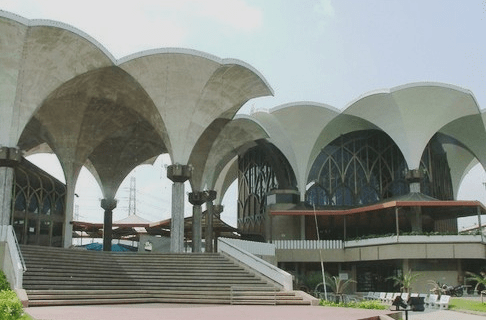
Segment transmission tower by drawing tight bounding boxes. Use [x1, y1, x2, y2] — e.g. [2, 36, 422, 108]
[128, 176, 137, 216]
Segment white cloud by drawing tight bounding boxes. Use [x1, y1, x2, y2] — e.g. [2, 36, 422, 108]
[314, 0, 335, 18]
[196, 0, 263, 32]
[2, 0, 262, 58]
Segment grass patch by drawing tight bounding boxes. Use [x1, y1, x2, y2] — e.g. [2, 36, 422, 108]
[320, 299, 387, 310]
[449, 298, 486, 313]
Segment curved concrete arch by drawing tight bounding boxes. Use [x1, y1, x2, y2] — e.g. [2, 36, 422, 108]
[442, 142, 478, 200]
[199, 117, 269, 191]
[87, 120, 165, 199]
[213, 157, 239, 205]
[0, 18, 114, 147]
[118, 48, 273, 96]
[439, 114, 486, 170]
[0, 10, 116, 63]
[256, 102, 341, 200]
[119, 51, 273, 164]
[344, 82, 481, 170]
[307, 114, 381, 183]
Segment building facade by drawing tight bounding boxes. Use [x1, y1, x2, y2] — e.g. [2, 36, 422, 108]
[1, 11, 485, 294]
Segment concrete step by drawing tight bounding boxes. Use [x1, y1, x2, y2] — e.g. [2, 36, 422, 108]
[28, 297, 232, 307]
[21, 245, 309, 307]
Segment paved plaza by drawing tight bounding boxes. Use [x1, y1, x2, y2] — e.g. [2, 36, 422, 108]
[24, 303, 486, 320]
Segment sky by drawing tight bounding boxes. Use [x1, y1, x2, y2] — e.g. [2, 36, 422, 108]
[2, 0, 486, 229]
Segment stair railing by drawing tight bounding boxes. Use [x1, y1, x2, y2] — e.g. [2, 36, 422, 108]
[218, 237, 292, 291]
[0, 225, 26, 289]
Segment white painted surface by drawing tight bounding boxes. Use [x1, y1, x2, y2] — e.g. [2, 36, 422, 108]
[217, 237, 292, 291]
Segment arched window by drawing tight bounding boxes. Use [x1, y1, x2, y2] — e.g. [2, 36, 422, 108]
[28, 194, 40, 214]
[307, 130, 409, 207]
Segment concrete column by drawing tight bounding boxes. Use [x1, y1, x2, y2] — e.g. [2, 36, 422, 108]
[265, 204, 273, 242]
[410, 207, 423, 233]
[63, 175, 76, 248]
[204, 190, 216, 253]
[101, 198, 117, 252]
[0, 147, 21, 226]
[167, 164, 191, 253]
[405, 169, 423, 193]
[189, 191, 206, 253]
[300, 215, 306, 240]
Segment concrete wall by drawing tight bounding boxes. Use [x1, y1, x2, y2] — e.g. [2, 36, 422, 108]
[0, 242, 15, 290]
[271, 215, 302, 240]
[276, 242, 486, 262]
[138, 235, 171, 253]
[407, 270, 459, 294]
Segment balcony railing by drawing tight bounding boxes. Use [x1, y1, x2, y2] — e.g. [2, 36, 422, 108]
[272, 235, 483, 250]
[344, 234, 483, 248]
[274, 239, 343, 250]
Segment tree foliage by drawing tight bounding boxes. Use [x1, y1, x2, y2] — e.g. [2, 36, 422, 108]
[386, 270, 422, 293]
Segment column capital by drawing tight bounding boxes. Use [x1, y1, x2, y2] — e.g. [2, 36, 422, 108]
[101, 198, 117, 211]
[405, 169, 423, 193]
[405, 169, 423, 183]
[0, 147, 21, 167]
[167, 164, 191, 183]
[189, 191, 206, 206]
[204, 190, 217, 202]
[214, 204, 224, 216]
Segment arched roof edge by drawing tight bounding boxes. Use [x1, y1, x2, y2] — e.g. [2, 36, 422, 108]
[118, 48, 274, 96]
[391, 81, 481, 111]
[0, 10, 117, 64]
[343, 88, 391, 111]
[269, 101, 340, 114]
[344, 81, 481, 113]
[233, 114, 271, 138]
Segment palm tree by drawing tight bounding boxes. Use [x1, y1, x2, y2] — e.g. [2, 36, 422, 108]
[316, 273, 356, 302]
[427, 280, 442, 296]
[387, 270, 422, 293]
[465, 271, 486, 296]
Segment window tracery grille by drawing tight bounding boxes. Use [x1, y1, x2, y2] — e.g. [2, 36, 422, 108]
[238, 143, 296, 237]
[306, 130, 453, 207]
[11, 158, 66, 247]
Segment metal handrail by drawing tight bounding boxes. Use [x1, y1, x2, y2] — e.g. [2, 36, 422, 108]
[9, 226, 26, 272]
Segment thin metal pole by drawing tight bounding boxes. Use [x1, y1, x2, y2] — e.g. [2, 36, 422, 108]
[313, 204, 327, 300]
[478, 206, 484, 243]
[395, 206, 400, 242]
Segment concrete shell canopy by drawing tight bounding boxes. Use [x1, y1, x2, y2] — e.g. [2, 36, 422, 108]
[343, 82, 482, 171]
[231, 84, 482, 201]
[1, 11, 273, 200]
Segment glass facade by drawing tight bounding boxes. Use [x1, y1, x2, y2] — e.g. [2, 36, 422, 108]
[306, 130, 453, 207]
[238, 143, 296, 237]
[11, 158, 66, 247]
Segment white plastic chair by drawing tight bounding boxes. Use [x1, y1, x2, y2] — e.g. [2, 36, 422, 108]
[391, 292, 401, 303]
[426, 294, 438, 308]
[364, 291, 374, 300]
[401, 292, 409, 302]
[436, 295, 450, 309]
[379, 292, 387, 302]
[384, 292, 393, 304]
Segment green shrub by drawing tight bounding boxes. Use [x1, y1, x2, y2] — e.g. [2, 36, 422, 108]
[0, 272, 10, 292]
[0, 290, 23, 320]
[319, 299, 386, 310]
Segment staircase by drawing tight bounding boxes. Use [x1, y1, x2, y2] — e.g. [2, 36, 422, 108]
[21, 245, 310, 306]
